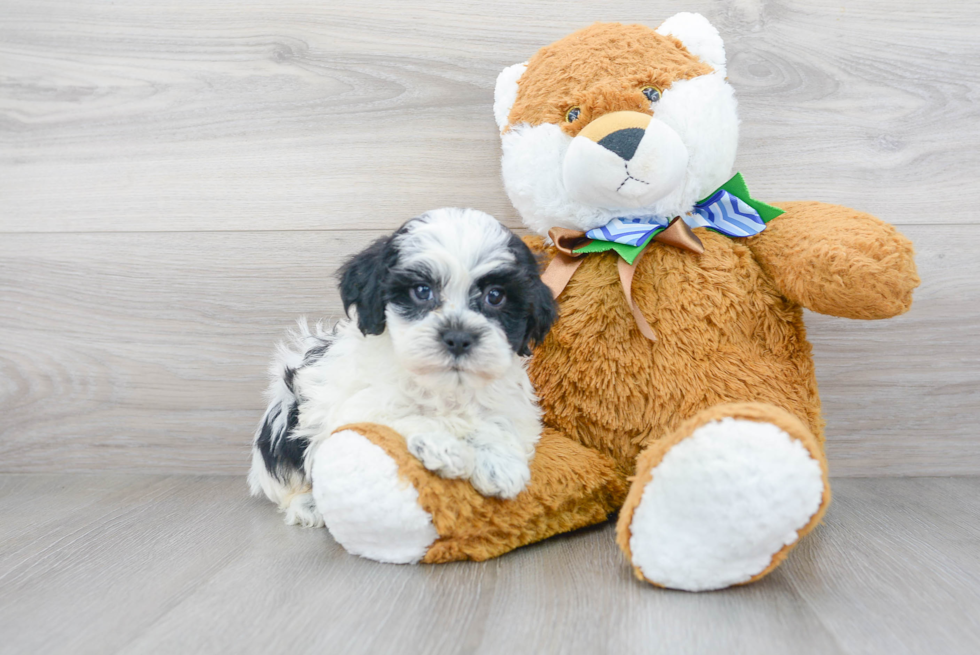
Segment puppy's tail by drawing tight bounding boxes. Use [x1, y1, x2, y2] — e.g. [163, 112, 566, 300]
[247, 319, 335, 505]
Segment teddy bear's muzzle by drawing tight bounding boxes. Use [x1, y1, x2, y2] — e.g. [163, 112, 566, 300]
[578, 111, 652, 160]
[562, 111, 689, 210]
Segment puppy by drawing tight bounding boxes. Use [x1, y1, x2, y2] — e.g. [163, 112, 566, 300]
[248, 208, 557, 527]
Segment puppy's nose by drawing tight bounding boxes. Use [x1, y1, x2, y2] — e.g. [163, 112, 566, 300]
[597, 128, 645, 161]
[441, 330, 477, 357]
[577, 110, 652, 161]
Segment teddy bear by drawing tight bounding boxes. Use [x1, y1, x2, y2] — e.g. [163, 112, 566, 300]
[309, 13, 919, 591]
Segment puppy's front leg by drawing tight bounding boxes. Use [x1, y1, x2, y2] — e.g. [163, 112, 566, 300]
[390, 417, 475, 479]
[466, 425, 532, 500]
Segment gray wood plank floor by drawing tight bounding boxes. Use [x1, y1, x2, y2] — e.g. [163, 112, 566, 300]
[1, 475, 978, 655]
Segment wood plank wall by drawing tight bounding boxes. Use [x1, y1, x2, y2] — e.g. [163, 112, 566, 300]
[2, 0, 978, 475]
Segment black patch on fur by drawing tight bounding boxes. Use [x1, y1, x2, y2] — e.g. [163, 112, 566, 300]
[302, 344, 330, 366]
[337, 229, 404, 335]
[339, 217, 451, 332]
[301, 328, 336, 367]
[283, 366, 297, 393]
[255, 403, 307, 483]
[472, 233, 558, 356]
[256, 332, 334, 484]
[386, 265, 441, 321]
[339, 217, 555, 353]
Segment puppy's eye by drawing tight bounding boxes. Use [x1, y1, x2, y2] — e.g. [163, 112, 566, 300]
[565, 106, 581, 123]
[484, 287, 506, 307]
[411, 285, 433, 302]
[642, 86, 662, 103]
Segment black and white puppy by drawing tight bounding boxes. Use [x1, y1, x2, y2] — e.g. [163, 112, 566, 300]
[248, 208, 557, 527]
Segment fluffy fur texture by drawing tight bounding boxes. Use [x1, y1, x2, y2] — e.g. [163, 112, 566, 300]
[292, 15, 919, 591]
[318, 422, 628, 563]
[249, 208, 557, 526]
[498, 17, 734, 235]
[312, 429, 439, 563]
[493, 62, 527, 131]
[522, 199, 919, 472]
[504, 21, 712, 133]
[625, 416, 825, 591]
[616, 403, 832, 589]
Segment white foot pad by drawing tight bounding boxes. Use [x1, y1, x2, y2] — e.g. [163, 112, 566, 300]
[629, 418, 825, 591]
[312, 430, 438, 564]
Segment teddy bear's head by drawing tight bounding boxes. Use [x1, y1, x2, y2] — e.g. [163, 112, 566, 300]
[494, 13, 738, 236]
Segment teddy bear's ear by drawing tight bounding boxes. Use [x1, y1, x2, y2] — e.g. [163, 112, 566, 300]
[656, 12, 726, 76]
[493, 62, 527, 131]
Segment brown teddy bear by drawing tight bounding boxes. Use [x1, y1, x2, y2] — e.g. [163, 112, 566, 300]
[309, 13, 919, 591]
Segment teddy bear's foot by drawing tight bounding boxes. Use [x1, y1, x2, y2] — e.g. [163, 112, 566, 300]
[312, 429, 439, 564]
[311, 422, 627, 565]
[616, 403, 830, 592]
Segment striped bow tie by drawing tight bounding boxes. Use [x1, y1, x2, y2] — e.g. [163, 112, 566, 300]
[542, 173, 784, 342]
[575, 173, 785, 265]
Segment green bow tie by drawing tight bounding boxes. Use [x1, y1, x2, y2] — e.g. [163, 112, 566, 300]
[575, 173, 785, 264]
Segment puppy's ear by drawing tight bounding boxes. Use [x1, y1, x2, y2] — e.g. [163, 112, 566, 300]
[337, 234, 396, 336]
[507, 234, 558, 356]
[519, 274, 558, 356]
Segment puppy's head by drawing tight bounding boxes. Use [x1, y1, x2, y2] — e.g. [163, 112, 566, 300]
[338, 208, 557, 382]
[494, 14, 738, 236]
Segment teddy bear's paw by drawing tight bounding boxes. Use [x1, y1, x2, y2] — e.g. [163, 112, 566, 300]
[469, 448, 531, 500]
[312, 429, 438, 564]
[627, 418, 825, 591]
[406, 431, 476, 479]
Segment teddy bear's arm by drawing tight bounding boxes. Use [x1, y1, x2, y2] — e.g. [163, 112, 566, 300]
[313, 423, 628, 563]
[746, 201, 920, 320]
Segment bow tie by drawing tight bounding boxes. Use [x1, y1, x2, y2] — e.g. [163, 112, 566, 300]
[575, 173, 785, 264]
[542, 173, 783, 341]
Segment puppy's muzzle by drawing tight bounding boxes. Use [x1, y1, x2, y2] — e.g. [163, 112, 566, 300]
[578, 111, 652, 161]
[441, 328, 480, 358]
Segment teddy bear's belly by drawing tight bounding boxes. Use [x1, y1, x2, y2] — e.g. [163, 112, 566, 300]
[528, 236, 823, 474]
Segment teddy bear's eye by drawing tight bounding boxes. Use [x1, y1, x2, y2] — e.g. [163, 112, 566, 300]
[642, 86, 662, 103]
[565, 106, 581, 123]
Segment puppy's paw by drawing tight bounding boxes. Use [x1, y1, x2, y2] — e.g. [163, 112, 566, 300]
[406, 432, 475, 479]
[470, 450, 531, 499]
[283, 491, 325, 528]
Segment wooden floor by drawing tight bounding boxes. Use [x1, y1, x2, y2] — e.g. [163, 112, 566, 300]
[1, 475, 978, 655]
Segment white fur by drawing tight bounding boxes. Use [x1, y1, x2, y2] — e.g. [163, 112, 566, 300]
[501, 73, 737, 236]
[627, 418, 825, 592]
[657, 12, 727, 76]
[312, 430, 438, 563]
[562, 118, 690, 210]
[247, 331, 325, 527]
[494, 62, 527, 131]
[295, 315, 540, 498]
[249, 208, 544, 529]
[497, 14, 739, 237]
[248, 449, 324, 527]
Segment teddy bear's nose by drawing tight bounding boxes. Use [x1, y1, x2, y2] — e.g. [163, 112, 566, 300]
[597, 128, 645, 161]
[576, 110, 652, 161]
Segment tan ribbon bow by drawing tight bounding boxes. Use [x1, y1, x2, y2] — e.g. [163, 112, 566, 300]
[542, 218, 704, 342]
